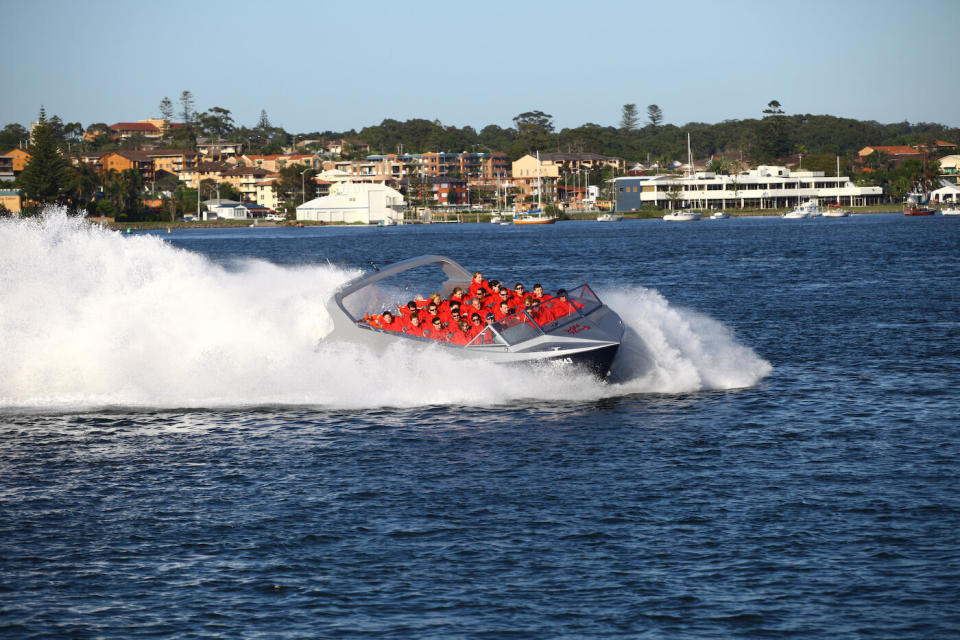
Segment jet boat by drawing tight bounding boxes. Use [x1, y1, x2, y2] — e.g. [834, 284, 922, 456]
[325, 255, 624, 376]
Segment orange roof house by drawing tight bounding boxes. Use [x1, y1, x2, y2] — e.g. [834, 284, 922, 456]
[108, 122, 162, 138]
[858, 145, 921, 159]
[2, 148, 32, 172]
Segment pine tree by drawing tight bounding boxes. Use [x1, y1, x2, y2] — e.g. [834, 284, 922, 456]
[257, 109, 271, 131]
[18, 107, 71, 207]
[620, 104, 638, 131]
[647, 104, 663, 128]
[179, 90, 195, 126]
[159, 96, 174, 139]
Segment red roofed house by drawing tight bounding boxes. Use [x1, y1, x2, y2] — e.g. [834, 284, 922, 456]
[858, 145, 922, 160]
[108, 118, 183, 140]
[109, 122, 162, 139]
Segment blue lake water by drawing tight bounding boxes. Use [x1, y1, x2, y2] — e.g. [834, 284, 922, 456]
[1, 212, 958, 637]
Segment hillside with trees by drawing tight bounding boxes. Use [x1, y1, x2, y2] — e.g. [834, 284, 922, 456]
[3, 96, 957, 219]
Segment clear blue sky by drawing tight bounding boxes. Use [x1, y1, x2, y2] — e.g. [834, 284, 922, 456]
[3, 0, 957, 133]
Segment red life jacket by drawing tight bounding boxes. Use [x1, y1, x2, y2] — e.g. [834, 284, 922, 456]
[468, 279, 489, 298]
[403, 321, 424, 337]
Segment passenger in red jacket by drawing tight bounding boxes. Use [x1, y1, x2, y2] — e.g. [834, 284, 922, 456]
[424, 316, 445, 340]
[468, 271, 490, 299]
[462, 296, 485, 321]
[448, 286, 466, 309]
[417, 292, 443, 310]
[403, 313, 425, 337]
[494, 299, 514, 321]
[521, 296, 546, 326]
[548, 289, 581, 319]
[495, 286, 512, 309]
[466, 313, 485, 342]
[441, 302, 461, 326]
[510, 282, 527, 307]
[447, 307, 463, 328]
[531, 283, 551, 303]
[449, 319, 472, 345]
[482, 288, 499, 310]
[374, 310, 403, 332]
[423, 302, 443, 327]
[398, 300, 419, 320]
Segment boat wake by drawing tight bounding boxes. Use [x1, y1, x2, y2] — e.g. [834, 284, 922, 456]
[0, 209, 771, 411]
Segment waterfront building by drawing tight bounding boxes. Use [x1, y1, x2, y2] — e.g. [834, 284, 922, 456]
[202, 198, 249, 221]
[420, 152, 459, 178]
[513, 152, 625, 179]
[431, 177, 467, 206]
[613, 165, 883, 211]
[931, 181, 960, 204]
[0, 188, 22, 212]
[296, 182, 405, 224]
[253, 177, 282, 211]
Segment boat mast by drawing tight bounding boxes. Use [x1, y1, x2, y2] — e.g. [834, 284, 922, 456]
[536, 150, 542, 213]
[836, 155, 841, 204]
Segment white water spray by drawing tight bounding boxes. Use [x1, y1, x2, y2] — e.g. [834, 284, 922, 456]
[0, 209, 771, 410]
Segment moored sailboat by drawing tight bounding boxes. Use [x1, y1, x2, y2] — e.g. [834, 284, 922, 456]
[515, 151, 557, 225]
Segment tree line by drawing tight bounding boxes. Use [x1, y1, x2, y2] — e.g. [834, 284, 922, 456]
[2, 96, 957, 218]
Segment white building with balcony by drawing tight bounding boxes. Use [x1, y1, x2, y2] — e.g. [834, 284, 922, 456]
[614, 166, 883, 211]
[296, 182, 405, 224]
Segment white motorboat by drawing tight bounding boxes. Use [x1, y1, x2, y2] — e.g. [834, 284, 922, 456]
[663, 211, 702, 222]
[597, 213, 623, 222]
[325, 255, 624, 376]
[710, 211, 730, 219]
[783, 200, 821, 219]
[941, 206, 960, 216]
[490, 215, 503, 224]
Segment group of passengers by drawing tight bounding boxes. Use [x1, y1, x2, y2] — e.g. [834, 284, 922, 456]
[362, 271, 581, 345]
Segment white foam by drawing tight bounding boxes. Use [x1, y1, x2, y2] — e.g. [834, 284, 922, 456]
[0, 208, 771, 410]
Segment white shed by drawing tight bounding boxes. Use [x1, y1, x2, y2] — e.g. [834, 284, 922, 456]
[296, 182, 405, 224]
[202, 198, 249, 221]
[931, 181, 960, 204]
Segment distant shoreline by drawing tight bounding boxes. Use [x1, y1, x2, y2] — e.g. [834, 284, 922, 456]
[96, 205, 907, 230]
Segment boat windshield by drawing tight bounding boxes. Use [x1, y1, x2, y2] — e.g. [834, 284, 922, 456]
[340, 261, 469, 321]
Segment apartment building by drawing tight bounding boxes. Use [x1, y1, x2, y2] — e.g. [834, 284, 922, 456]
[178, 162, 232, 189]
[221, 166, 275, 202]
[196, 141, 244, 162]
[513, 152, 625, 179]
[242, 154, 319, 172]
[1, 148, 31, 176]
[100, 151, 157, 181]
